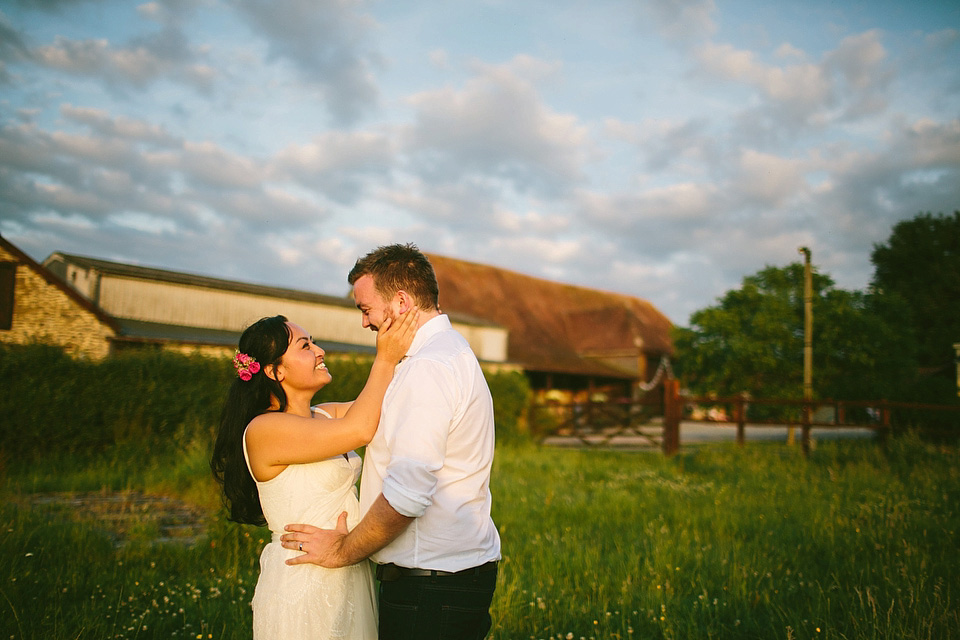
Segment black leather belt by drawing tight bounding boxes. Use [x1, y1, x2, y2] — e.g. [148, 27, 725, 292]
[376, 560, 498, 581]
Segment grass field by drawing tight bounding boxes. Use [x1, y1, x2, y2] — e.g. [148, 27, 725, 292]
[2, 433, 958, 639]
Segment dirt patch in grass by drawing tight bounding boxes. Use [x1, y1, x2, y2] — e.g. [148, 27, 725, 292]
[29, 490, 209, 547]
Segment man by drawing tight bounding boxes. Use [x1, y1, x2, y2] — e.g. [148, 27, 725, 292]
[281, 243, 501, 640]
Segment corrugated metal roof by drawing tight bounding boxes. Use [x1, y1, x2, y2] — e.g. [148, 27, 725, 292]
[46, 252, 357, 309]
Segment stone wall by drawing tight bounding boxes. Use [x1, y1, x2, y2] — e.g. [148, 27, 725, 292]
[0, 246, 115, 360]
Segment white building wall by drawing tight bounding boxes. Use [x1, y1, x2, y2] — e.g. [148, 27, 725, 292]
[96, 275, 508, 360]
[462, 325, 509, 362]
[63, 263, 99, 300]
[97, 277, 375, 346]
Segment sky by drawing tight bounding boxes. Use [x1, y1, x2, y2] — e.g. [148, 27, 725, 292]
[1, 0, 958, 326]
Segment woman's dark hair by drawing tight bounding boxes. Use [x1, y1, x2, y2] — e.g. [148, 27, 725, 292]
[211, 315, 291, 525]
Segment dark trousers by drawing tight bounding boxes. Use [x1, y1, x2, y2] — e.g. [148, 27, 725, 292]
[377, 565, 498, 640]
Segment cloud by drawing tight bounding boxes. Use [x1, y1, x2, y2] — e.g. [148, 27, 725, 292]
[693, 30, 893, 131]
[813, 117, 960, 234]
[0, 104, 326, 240]
[177, 141, 263, 190]
[2, 0, 957, 328]
[732, 149, 807, 207]
[60, 105, 178, 145]
[3, 0, 210, 93]
[429, 49, 449, 70]
[492, 207, 571, 235]
[196, 185, 328, 227]
[0, 122, 162, 223]
[905, 118, 960, 166]
[644, 0, 717, 46]
[31, 28, 215, 94]
[822, 30, 892, 119]
[5, 0, 111, 10]
[2, 112, 178, 194]
[0, 11, 30, 63]
[695, 42, 831, 116]
[604, 116, 719, 173]
[774, 42, 805, 60]
[574, 108, 959, 318]
[379, 179, 474, 223]
[107, 210, 179, 235]
[581, 181, 717, 226]
[137, 0, 205, 26]
[825, 31, 887, 91]
[273, 130, 396, 204]
[403, 55, 590, 197]
[575, 182, 720, 265]
[229, 0, 382, 125]
[489, 235, 582, 265]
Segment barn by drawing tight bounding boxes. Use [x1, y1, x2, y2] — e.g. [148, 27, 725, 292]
[0, 236, 674, 399]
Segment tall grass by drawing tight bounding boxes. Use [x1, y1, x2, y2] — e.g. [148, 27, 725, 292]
[2, 434, 957, 639]
[492, 436, 958, 639]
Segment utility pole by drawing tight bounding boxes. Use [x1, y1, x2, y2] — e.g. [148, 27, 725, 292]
[798, 247, 813, 456]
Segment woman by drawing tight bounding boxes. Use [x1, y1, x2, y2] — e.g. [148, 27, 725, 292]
[211, 309, 418, 640]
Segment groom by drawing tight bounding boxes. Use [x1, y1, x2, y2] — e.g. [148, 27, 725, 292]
[281, 243, 501, 640]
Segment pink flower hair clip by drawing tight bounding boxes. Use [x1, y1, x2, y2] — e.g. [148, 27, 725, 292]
[233, 351, 261, 381]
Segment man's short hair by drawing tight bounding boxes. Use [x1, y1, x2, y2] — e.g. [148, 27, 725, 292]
[348, 243, 440, 310]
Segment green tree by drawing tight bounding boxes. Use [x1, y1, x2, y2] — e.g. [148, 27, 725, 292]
[870, 211, 960, 377]
[815, 287, 916, 402]
[673, 263, 916, 407]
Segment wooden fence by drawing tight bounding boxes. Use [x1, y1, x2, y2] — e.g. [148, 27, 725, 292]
[528, 378, 960, 456]
[529, 392, 667, 449]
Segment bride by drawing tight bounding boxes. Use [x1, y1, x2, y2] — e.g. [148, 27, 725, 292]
[211, 309, 417, 639]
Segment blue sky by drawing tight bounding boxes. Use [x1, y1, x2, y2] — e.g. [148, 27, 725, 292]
[1, 0, 958, 324]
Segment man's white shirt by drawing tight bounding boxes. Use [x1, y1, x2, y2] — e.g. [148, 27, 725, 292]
[359, 314, 501, 571]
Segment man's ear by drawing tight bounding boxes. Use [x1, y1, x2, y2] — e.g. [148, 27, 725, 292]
[396, 290, 411, 314]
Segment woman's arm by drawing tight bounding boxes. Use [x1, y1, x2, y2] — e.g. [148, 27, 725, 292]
[245, 309, 418, 478]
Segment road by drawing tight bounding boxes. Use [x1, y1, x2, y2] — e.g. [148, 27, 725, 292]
[541, 420, 877, 450]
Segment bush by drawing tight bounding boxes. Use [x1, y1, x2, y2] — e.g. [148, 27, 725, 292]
[317, 356, 533, 442]
[0, 344, 232, 460]
[485, 369, 532, 443]
[0, 344, 535, 459]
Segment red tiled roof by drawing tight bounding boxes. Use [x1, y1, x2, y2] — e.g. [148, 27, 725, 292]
[428, 254, 673, 378]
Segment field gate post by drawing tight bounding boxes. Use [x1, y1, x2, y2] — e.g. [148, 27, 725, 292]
[662, 378, 680, 456]
[879, 399, 892, 446]
[801, 398, 812, 457]
[736, 392, 747, 447]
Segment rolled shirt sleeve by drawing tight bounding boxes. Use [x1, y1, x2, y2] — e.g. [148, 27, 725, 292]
[382, 456, 436, 517]
[379, 358, 458, 518]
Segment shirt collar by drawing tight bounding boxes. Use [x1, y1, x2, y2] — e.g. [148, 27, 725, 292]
[405, 313, 451, 357]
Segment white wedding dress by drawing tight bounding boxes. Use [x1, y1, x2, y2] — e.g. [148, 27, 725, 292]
[242, 408, 378, 640]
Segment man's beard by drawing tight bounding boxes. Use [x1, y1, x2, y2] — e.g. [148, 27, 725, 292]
[371, 309, 398, 332]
